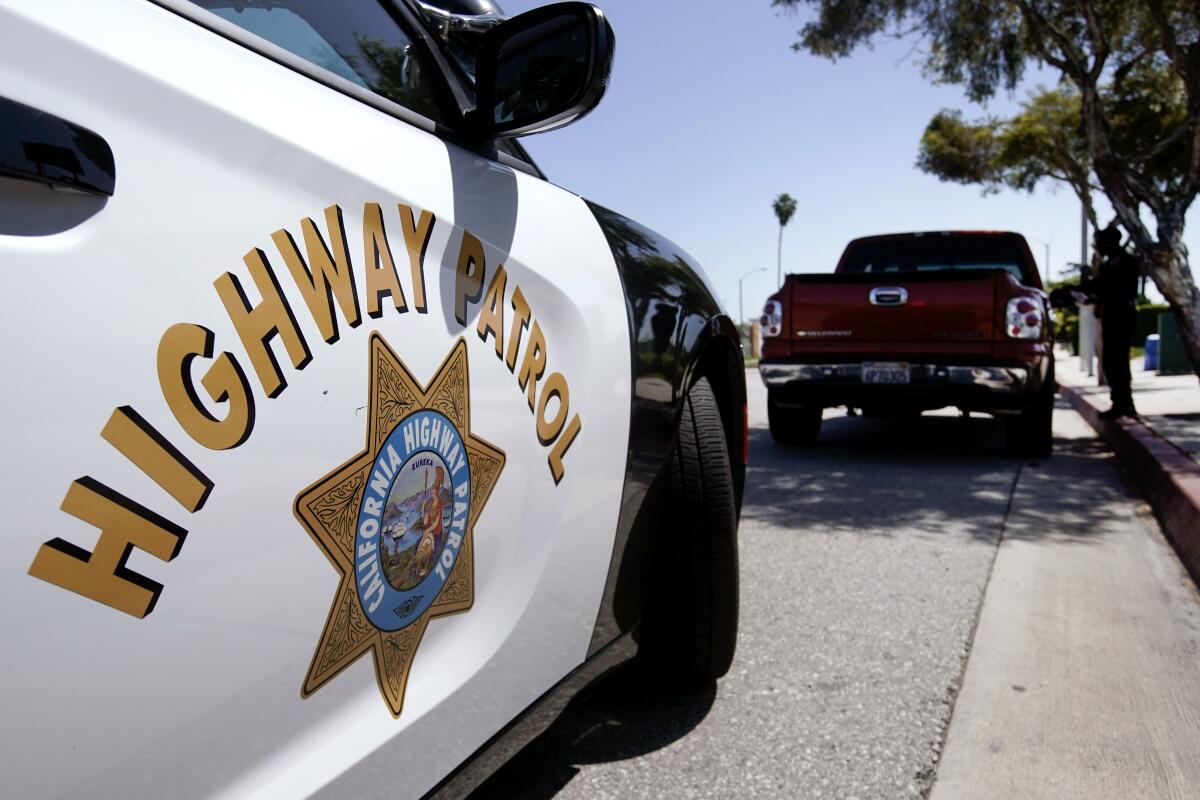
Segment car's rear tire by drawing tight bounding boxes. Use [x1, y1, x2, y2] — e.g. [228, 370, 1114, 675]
[639, 376, 739, 683]
[768, 391, 822, 444]
[1005, 383, 1054, 458]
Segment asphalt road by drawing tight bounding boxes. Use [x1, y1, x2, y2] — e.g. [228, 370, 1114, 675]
[469, 369, 1172, 799]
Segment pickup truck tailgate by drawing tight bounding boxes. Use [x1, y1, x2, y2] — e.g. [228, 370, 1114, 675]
[788, 271, 998, 346]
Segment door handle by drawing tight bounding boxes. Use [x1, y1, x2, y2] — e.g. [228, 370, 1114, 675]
[0, 95, 115, 196]
[869, 287, 908, 306]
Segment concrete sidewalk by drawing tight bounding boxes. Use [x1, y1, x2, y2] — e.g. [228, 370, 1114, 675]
[1055, 350, 1200, 586]
[1057, 350, 1199, 464]
[931, 409, 1200, 800]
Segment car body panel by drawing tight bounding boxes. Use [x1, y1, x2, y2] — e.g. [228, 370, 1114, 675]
[0, 1, 636, 797]
[785, 271, 999, 351]
[582, 203, 747, 655]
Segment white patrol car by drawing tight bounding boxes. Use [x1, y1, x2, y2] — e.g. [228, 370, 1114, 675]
[0, 1, 747, 797]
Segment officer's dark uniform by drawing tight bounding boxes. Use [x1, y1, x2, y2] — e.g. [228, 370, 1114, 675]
[1087, 227, 1140, 418]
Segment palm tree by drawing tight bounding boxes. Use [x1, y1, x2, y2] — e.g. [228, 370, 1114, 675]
[772, 193, 797, 288]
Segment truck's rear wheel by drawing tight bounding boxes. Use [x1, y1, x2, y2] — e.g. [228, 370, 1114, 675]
[1005, 384, 1054, 458]
[639, 376, 739, 683]
[768, 392, 822, 445]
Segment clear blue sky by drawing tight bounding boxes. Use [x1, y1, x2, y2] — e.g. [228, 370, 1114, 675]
[504, 0, 1196, 320]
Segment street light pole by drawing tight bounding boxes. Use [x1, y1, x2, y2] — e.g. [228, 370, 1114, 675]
[1027, 234, 1052, 284]
[739, 267, 767, 326]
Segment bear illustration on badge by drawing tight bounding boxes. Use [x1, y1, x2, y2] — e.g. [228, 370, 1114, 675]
[294, 333, 505, 717]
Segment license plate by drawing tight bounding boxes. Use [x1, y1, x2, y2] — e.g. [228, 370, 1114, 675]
[862, 362, 910, 384]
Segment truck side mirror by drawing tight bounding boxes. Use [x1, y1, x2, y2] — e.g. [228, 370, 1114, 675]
[1048, 286, 1079, 311]
[470, 2, 614, 138]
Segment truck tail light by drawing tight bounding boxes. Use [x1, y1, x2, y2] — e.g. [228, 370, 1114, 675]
[761, 300, 783, 337]
[1006, 296, 1044, 339]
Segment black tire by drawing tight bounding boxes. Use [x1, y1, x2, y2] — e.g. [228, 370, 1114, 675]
[1006, 384, 1054, 458]
[768, 391, 822, 445]
[639, 376, 739, 683]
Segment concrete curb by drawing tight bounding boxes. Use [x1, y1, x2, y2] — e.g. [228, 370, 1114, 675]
[1058, 381, 1200, 586]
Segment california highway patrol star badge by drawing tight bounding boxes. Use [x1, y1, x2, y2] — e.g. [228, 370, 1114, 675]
[294, 333, 505, 716]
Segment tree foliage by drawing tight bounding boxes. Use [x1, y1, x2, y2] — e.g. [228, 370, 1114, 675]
[916, 92, 1097, 222]
[773, 192, 798, 227]
[773, 0, 1200, 378]
[772, 193, 798, 286]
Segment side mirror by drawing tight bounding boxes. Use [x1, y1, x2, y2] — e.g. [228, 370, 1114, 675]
[471, 2, 614, 138]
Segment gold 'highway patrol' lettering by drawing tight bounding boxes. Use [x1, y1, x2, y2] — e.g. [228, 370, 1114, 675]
[272, 206, 362, 345]
[157, 323, 256, 451]
[30, 200, 587, 616]
[214, 247, 313, 398]
[28, 477, 187, 617]
[456, 236, 582, 484]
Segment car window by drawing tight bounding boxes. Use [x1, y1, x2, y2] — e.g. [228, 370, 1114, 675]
[189, 0, 448, 123]
[841, 238, 1029, 282]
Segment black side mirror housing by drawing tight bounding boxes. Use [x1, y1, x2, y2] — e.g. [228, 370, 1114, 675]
[470, 2, 614, 138]
[1048, 285, 1080, 311]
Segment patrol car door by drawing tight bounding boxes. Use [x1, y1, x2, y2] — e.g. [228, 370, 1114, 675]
[0, 1, 630, 797]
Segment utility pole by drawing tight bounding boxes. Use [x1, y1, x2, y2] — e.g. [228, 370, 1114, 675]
[739, 267, 767, 327]
[1028, 234, 1052, 284]
[1079, 204, 1095, 376]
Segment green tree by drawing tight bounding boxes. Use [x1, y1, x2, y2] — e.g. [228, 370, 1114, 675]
[917, 92, 1100, 224]
[772, 192, 798, 287]
[774, 0, 1200, 379]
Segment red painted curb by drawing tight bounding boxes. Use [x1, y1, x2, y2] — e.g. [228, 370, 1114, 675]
[1058, 382, 1200, 586]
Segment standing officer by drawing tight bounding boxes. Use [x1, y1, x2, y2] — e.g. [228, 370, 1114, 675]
[1085, 222, 1140, 419]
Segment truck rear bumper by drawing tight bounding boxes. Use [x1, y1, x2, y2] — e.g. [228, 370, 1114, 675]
[761, 361, 1028, 392]
[760, 360, 1044, 413]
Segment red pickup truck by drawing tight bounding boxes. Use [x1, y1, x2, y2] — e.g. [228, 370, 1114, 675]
[759, 231, 1055, 456]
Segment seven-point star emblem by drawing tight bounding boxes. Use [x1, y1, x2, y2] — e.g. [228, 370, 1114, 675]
[294, 333, 505, 716]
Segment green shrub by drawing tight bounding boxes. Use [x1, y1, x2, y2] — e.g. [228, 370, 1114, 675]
[1048, 279, 1079, 353]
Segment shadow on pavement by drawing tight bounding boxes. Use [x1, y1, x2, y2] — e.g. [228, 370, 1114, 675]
[742, 398, 1134, 547]
[1145, 412, 1200, 458]
[468, 662, 716, 799]
[470, 396, 1139, 798]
